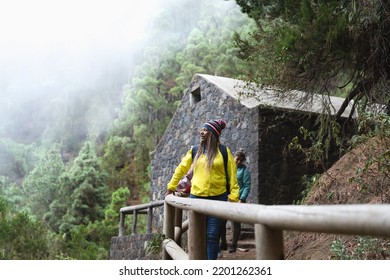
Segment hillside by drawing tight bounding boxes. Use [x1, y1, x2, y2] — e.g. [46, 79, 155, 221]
[221, 135, 390, 260]
[284, 135, 390, 260]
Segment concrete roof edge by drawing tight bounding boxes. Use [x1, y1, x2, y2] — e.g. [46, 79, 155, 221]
[195, 74, 356, 119]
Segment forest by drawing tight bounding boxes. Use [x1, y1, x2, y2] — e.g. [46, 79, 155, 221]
[0, 0, 388, 259]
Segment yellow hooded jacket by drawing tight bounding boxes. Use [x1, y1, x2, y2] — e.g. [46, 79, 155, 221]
[167, 146, 239, 202]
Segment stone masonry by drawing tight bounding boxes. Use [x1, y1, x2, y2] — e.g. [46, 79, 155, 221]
[110, 233, 160, 260]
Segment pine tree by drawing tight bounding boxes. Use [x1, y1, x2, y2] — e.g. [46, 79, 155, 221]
[46, 142, 109, 234]
[22, 145, 65, 219]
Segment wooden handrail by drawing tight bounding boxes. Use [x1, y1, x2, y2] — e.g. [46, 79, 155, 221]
[119, 200, 164, 236]
[120, 200, 165, 214]
[163, 194, 390, 260]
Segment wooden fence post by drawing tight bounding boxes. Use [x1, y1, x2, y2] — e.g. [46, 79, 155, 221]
[174, 208, 183, 246]
[147, 206, 153, 234]
[188, 210, 206, 260]
[132, 210, 137, 234]
[119, 212, 125, 237]
[255, 223, 284, 259]
[163, 201, 175, 260]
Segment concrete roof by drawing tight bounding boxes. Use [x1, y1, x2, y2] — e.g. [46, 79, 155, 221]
[198, 74, 355, 119]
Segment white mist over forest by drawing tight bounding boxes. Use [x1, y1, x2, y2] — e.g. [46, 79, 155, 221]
[0, 0, 162, 142]
[0, 0, 243, 146]
[0, 0, 246, 178]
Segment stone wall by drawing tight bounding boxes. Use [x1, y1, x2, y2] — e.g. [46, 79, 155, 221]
[110, 233, 160, 260]
[256, 108, 352, 205]
[257, 109, 318, 204]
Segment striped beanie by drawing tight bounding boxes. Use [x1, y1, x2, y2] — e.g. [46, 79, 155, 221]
[202, 119, 226, 139]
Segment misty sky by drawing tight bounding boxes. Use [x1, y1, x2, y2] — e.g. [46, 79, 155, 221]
[0, 0, 161, 116]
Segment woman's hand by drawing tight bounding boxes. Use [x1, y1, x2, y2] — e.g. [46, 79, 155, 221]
[164, 189, 174, 197]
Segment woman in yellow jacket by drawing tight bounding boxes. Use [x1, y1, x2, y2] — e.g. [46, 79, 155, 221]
[166, 119, 239, 260]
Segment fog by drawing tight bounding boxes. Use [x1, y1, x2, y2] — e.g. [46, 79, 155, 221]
[0, 0, 246, 146]
[0, 0, 162, 141]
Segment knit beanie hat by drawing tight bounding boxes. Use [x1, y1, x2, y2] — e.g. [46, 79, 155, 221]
[202, 119, 226, 139]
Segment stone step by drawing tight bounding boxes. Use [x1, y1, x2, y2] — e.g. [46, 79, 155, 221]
[224, 224, 256, 249]
[239, 228, 255, 240]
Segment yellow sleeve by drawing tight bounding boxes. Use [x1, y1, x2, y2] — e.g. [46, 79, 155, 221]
[226, 147, 239, 202]
[167, 149, 193, 191]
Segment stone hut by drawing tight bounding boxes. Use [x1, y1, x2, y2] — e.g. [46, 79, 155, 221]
[150, 74, 355, 228]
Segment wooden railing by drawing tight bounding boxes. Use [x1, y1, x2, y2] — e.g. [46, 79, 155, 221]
[163, 194, 390, 260]
[118, 200, 164, 237]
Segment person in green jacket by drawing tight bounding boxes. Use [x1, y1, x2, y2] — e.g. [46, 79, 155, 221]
[165, 119, 239, 260]
[228, 149, 251, 253]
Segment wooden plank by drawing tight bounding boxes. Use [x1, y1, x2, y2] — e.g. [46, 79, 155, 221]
[163, 239, 189, 260]
[132, 210, 137, 234]
[120, 200, 164, 214]
[162, 202, 175, 260]
[165, 196, 390, 237]
[255, 224, 284, 260]
[188, 210, 206, 260]
[118, 212, 125, 237]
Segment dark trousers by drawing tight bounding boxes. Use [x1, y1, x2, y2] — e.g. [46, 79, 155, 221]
[190, 192, 228, 260]
[231, 221, 241, 249]
[219, 219, 241, 249]
[220, 219, 227, 249]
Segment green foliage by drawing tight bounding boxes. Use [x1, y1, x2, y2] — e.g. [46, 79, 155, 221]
[355, 109, 390, 143]
[0, 139, 39, 180]
[177, 1, 255, 81]
[288, 116, 344, 168]
[295, 174, 320, 204]
[235, 0, 301, 21]
[104, 187, 130, 231]
[48, 188, 131, 260]
[0, 197, 50, 259]
[348, 110, 390, 198]
[330, 239, 351, 260]
[112, 0, 255, 199]
[145, 233, 165, 259]
[99, 136, 136, 192]
[22, 144, 65, 219]
[45, 142, 109, 234]
[0, 176, 24, 210]
[62, 142, 109, 231]
[331, 237, 390, 260]
[234, 0, 390, 123]
[43, 199, 67, 233]
[140, 164, 152, 204]
[63, 223, 108, 260]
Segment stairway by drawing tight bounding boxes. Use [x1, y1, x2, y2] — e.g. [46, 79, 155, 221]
[218, 223, 256, 259]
